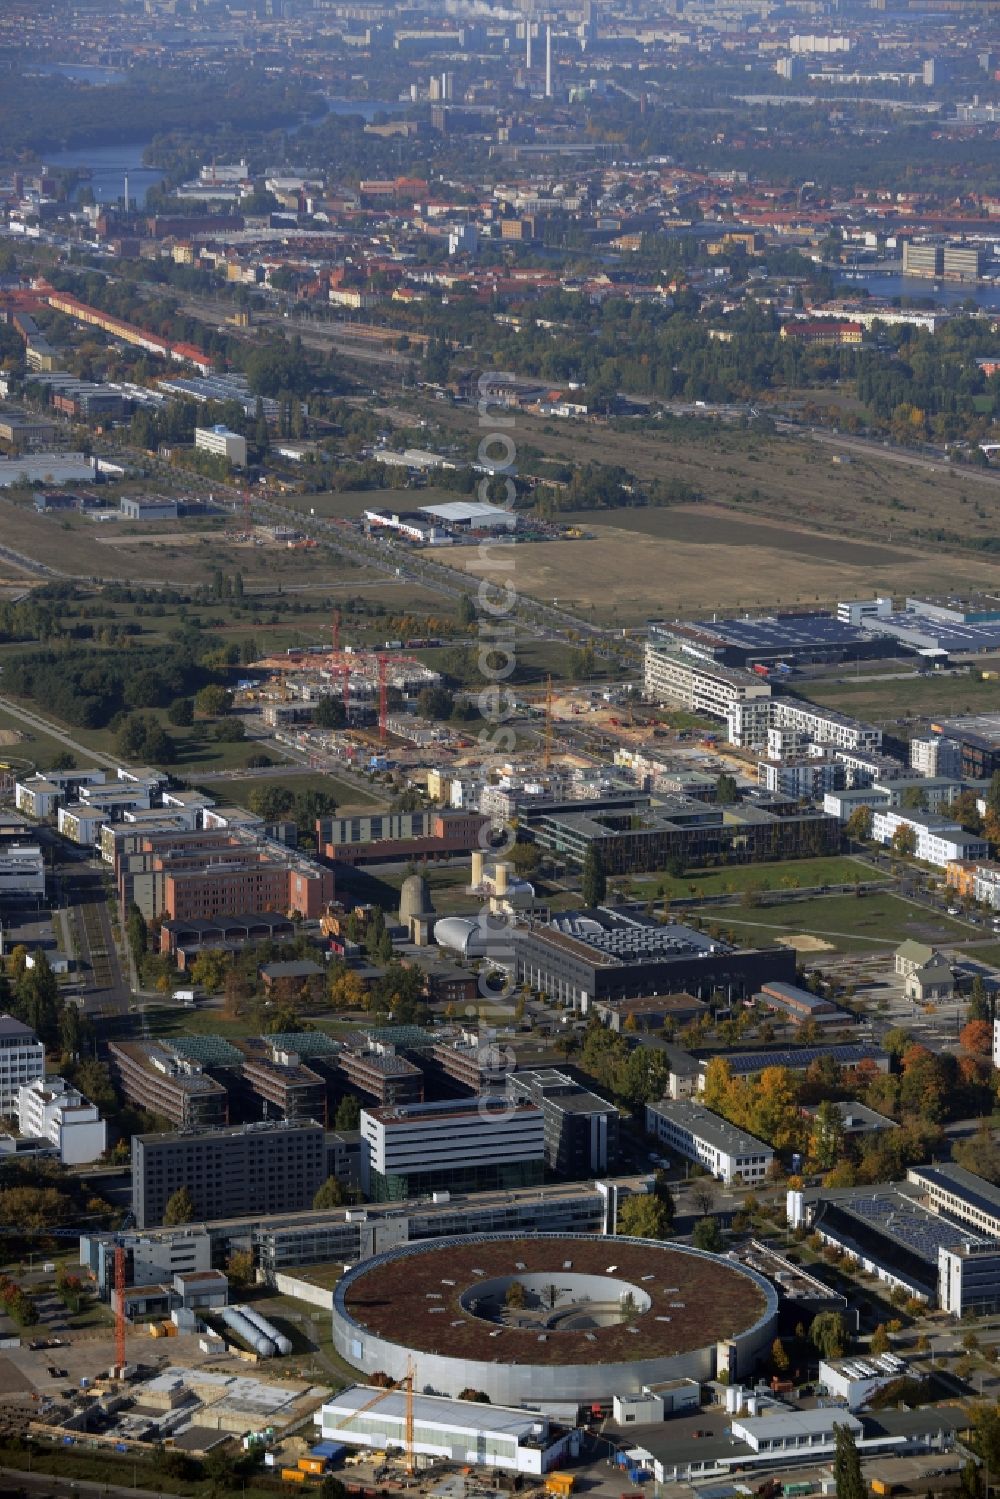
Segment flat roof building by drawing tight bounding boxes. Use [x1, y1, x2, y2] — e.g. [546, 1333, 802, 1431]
[360, 1096, 545, 1201]
[109, 1040, 228, 1130]
[506, 1068, 619, 1176]
[17, 1074, 106, 1165]
[132, 1120, 327, 1229]
[0, 1014, 45, 1116]
[646, 1098, 773, 1184]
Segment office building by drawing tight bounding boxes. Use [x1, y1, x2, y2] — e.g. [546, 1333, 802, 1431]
[902, 241, 943, 278]
[194, 424, 248, 468]
[17, 1075, 106, 1165]
[80, 1227, 212, 1298]
[943, 245, 984, 282]
[359, 1097, 545, 1201]
[512, 909, 797, 1009]
[908, 1162, 1000, 1240]
[338, 1043, 424, 1106]
[0, 1015, 45, 1114]
[0, 843, 45, 899]
[701, 1043, 888, 1089]
[932, 714, 1000, 781]
[115, 827, 334, 921]
[910, 736, 963, 779]
[132, 1120, 327, 1229]
[109, 1040, 229, 1129]
[645, 1099, 773, 1184]
[317, 809, 489, 866]
[506, 1068, 619, 1175]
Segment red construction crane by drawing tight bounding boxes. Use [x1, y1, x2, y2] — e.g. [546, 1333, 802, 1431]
[114, 1243, 127, 1375]
[378, 653, 389, 745]
[332, 609, 341, 653]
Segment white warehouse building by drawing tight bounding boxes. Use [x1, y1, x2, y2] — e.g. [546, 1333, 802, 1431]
[315, 1388, 573, 1474]
[17, 1075, 107, 1164]
[645, 1098, 773, 1184]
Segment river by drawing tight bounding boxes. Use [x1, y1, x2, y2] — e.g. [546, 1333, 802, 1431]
[834, 266, 1000, 311]
[44, 139, 164, 209]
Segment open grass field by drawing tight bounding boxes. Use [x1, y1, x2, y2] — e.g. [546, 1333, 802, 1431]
[804, 671, 1000, 726]
[202, 770, 386, 809]
[456, 503, 1000, 623]
[627, 854, 884, 901]
[409, 398, 1000, 621]
[696, 889, 975, 953]
[0, 703, 70, 771]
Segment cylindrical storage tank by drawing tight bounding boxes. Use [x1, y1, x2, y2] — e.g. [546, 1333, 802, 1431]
[221, 1306, 276, 1357]
[494, 862, 509, 896]
[238, 1304, 293, 1357]
[471, 850, 485, 886]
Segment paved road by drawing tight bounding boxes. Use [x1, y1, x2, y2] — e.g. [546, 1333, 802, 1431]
[0, 695, 118, 769]
[0, 1462, 157, 1499]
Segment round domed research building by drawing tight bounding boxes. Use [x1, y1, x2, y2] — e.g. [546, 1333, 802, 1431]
[332, 1231, 778, 1406]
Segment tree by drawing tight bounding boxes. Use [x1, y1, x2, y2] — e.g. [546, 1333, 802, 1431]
[314, 696, 347, 729]
[194, 683, 231, 717]
[833, 1423, 865, 1499]
[969, 976, 991, 1023]
[690, 1180, 717, 1217]
[313, 1176, 347, 1210]
[581, 845, 607, 908]
[870, 1324, 890, 1355]
[891, 824, 917, 859]
[845, 804, 873, 843]
[616, 1193, 674, 1240]
[163, 1185, 196, 1226]
[961, 1019, 993, 1056]
[810, 1310, 847, 1360]
[505, 1280, 527, 1309]
[772, 1337, 790, 1373]
[715, 772, 738, 805]
[334, 1093, 361, 1130]
[692, 1216, 724, 1253]
[167, 696, 195, 726]
[457, 1389, 491, 1404]
[226, 1250, 255, 1289]
[810, 1099, 846, 1172]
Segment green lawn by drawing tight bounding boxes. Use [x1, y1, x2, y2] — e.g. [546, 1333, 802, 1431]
[964, 943, 1000, 969]
[0, 703, 85, 772]
[695, 890, 976, 953]
[805, 671, 1000, 725]
[628, 855, 884, 902]
[208, 771, 386, 809]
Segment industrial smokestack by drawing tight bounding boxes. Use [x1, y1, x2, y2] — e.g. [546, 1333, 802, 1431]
[545, 24, 553, 97]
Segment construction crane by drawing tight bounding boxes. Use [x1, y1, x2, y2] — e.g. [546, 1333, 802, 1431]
[0, 1225, 129, 1378]
[378, 653, 389, 746]
[333, 1358, 416, 1475]
[543, 675, 554, 770]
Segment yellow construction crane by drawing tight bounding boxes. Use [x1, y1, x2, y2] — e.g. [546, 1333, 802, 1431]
[333, 1359, 416, 1476]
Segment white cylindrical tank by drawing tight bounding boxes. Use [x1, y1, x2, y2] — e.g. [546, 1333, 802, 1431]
[471, 850, 485, 886]
[494, 862, 509, 896]
[237, 1304, 293, 1357]
[221, 1306, 276, 1358]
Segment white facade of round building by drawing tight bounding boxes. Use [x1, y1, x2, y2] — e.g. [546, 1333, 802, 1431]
[332, 1232, 778, 1406]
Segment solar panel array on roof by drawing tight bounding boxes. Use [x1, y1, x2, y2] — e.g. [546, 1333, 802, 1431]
[708, 614, 872, 652]
[716, 1044, 886, 1075]
[842, 1191, 992, 1260]
[168, 1035, 244, 1067]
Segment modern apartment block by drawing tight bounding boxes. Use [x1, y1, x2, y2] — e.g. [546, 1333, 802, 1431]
[359, 1097, 545, 1201]
[17, 1075, 107, 1164]
[506, 1068, 619, 1176]
[109, 1040, 229, 1129]
[728, 696, 883, 753]
[0, 1015, 45, 1114]
[644, 643, 772, 720]
[132, 1120, 327, 1228]
[870, 809, 988, 869]
[645, 1098, 773, 1185]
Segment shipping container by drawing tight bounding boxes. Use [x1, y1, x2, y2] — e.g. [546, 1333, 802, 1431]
[299, 1459, 325, 1475]
[281, 1469, 308, 1484]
